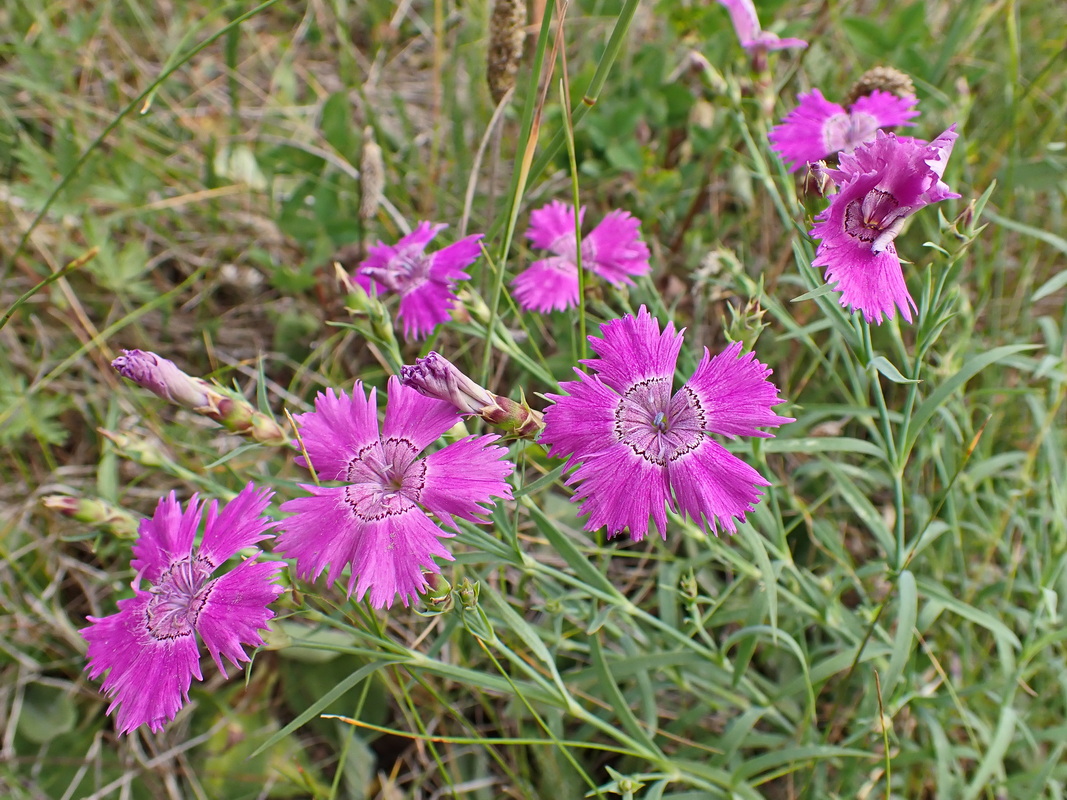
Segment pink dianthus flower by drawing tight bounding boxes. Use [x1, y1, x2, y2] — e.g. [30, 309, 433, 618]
[357, 222, 483, 339]
[540, 307, 793, 541]
[717, 0, 807, 54]
[810, 125, 960, 323]
[512, 201, 651, 313]
[277, 379, 514, 608]
[770, 88, 920, 172]
[82, 484, 283, 735]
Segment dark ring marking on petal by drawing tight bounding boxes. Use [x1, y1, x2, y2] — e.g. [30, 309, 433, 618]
[144, 561, 217, 641]
[675, 384, 707, 428]
[844, 188, 899, 243]
[611, 377, 706, 467]
[344, 441, 387, 482]
[342, 484, 418, 522]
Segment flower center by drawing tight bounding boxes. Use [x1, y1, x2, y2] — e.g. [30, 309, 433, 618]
[363, 245, 431, 295]
[842, 188, 908, 248]
[342, 437, 428, 521]
[144, 556, 216, 641]
[823, 110, 880, 154]
[614, 379, 705, 466]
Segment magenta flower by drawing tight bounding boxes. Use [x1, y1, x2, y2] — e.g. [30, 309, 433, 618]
[540, 308, 792, 541]
[82, 484, 283, 735]
[810, 126, 960, 323]
[769, 89, 920, 172]
[717, 0, 807, 53]
[277, 378, 514, 608]
[511, 201, 651, 313]
[357, 222, 483, 339]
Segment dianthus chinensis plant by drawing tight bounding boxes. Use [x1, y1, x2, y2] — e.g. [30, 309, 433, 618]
[4, 0, 1065, 798]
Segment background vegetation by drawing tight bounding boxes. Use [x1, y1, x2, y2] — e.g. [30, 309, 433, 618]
[1, 0, 1065, 797]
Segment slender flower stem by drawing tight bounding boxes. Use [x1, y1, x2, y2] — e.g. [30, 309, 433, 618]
[560, 76, 587, 359]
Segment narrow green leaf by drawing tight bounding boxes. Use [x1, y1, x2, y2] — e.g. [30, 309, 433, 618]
[589, 635, 662, 758]
[963, 705, 1017, 800]
[822, 462, 895, 556]
[870, 356, 919, 384]
[882, 569, 918, 695]
[762, 436, 887, 459]
[903, 344, 1037, 456]
[917, 577, 1022, 651]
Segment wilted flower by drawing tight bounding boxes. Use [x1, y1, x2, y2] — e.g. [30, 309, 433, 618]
[810, 126, 960, 323]
[540, 307, 793, 541]
[769, 88, 919, 172]
[717, 0, 807, 54]
[356, 222, 483, 340]
[512, 201, 650, 313]
[112, 350, 287, 445]
[277, 379, 514, 608]
[82, 484, 283, 734]
[400, 351, 544, 439]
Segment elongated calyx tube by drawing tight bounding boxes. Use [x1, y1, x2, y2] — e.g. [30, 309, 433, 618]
[112, 349, 287, 446]
[400, 351, 544, 439]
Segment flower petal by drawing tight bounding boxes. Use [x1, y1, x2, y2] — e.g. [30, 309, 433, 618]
[196, 558, 284, 676]
[131, 492, 201, 583]
[278, 484, 454, 608]
[667, 439, 770, 535]
[525, 200, 584, 254]
[585, 210, 651, 285]
[565, 446, 671, 541]
[583, 306, 682, 393]
[396, 278, 459, 339]
[419, 435, 514, 527]
[293, 386, 382, 479]
[684, 342, 793, 438]
[199, 483, 277, 567]
[429, 234, 483, 282]
[769, 89, 847, 172]
[277, 486, 363, 588]
[511, 257, 579, 312]
[542, 373, 622, 464]
[349, 510, 455, 608]
[83, 593, 202, 735]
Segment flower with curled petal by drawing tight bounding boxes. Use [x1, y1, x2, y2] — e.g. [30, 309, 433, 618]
[540, 307, 793, 541]
[810, 125, 960, 323]
[82, 484, 283, 734]
[277, 378, 514, 608]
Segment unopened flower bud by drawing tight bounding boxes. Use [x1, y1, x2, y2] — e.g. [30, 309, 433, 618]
[725, 294, 769, 351]
[112, 349, 288, 446]
[112, 349, 216, 411]
[456, 576, 480, 611]
[401, 351, 496, 414]
[418, 572, 455, 615]
[400, 352, 545, 439]
[98, 428, 169, 468]
[42, 495, 140, 538]
[334, 263, 400, 357]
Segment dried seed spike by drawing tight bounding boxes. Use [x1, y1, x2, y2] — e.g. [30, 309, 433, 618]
[359, 125, 385, 221]
[847, 66, 916, 104]
[487, 0, 527, 104]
